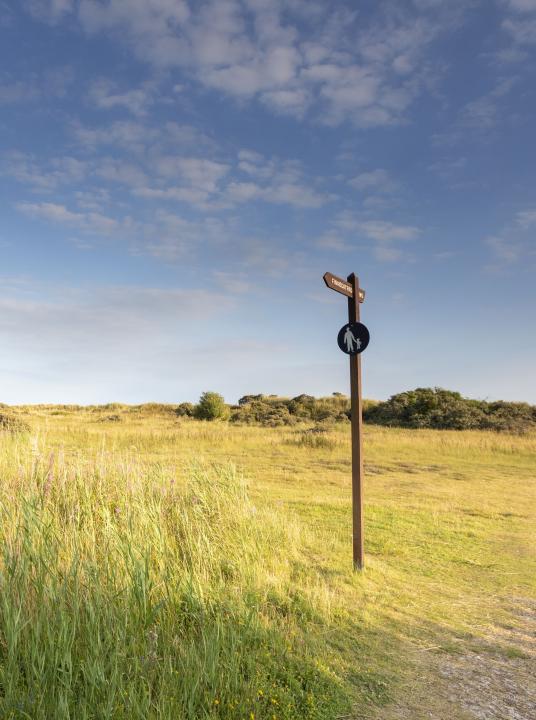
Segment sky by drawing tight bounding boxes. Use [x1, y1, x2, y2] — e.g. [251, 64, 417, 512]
[1, 0, 535, 405]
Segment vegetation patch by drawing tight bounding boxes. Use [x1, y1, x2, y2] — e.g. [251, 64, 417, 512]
[0, 412, 30, 434]
[0, 407, 533, 719]
[0, 458, 352, 720]
[230, 393, 353, 426]
[365, 387, 536, 434]
[96, 413, 123, 423]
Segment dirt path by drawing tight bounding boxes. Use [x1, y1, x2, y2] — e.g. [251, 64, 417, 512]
[369, 599, 536, 720]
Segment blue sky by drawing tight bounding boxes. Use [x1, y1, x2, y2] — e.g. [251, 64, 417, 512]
[1, 0, 535, 404]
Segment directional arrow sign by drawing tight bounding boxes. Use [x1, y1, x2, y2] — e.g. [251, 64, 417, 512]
[323, 272, 365, 302]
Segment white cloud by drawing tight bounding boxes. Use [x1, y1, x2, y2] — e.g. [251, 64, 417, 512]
[72, 120, 157, 151]
[89, 78, 154, 115]
[237, 149, 275, 179]
[323, 212, 420, 262]
[507, 0, 536, 12]
[260, 88, 310, 117]
[24, 0, 73, 24]
[355, 220, 420, 242]
[16, 201, 120, 236]
[503, 18, 536, 44]
[485, 235, 521, 263]
[72, 120, 214, 156]
[226, 181, 262, 202]
[0, 80, 39, 104]
[136, 156, 230, 207]
[262, 181, 327, 208]
[350, 168, 395, 193]
[428, 156, 467, 180]
[134, 185, 214, 206]
[516, 208, 536, 228]
[316, 232, 349, 251]
[460, 77, 517, 128]
[502, 1, 536, 44]
[133, 146, 329, 209]
[95, 158, 147, 187]
[32, 119, 327, 213]
[141, 211, 231, 261]
[0, 67, 73, 105]
[17, 201, 82, 224]
[15, 197, 233, 262]
[374, 245, 403, 262]
[71, 0, 459, 127]
[79, 0, 190, 37]
[229, 151, 330, 208]
[168, 157, 229, 191]
[483, 206, 536, 269]
[5, 152, 87, 191]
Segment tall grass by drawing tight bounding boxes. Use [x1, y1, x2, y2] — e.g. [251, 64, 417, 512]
[0, 435, 349, 719]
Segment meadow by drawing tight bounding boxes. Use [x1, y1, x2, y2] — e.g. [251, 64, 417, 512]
[0, 404, 534, 719]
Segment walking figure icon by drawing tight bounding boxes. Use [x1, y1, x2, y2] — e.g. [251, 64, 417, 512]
[337, 322, 370, 355]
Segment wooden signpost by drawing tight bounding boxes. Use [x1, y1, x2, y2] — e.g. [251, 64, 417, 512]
[323, 272, 369, 570]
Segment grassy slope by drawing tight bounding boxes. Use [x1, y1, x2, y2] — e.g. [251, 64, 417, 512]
[0, 406, 534, 719]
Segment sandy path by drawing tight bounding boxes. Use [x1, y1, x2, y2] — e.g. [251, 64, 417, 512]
[367, 598, 536, 720]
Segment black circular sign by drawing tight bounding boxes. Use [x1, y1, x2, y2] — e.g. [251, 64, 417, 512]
[337, 322, 370, 355]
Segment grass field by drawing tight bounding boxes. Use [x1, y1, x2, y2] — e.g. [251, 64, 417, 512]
[0, 405, 534, 719]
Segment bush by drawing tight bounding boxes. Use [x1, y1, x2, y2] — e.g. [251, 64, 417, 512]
[175, 402, 195, 418]
[364, 388, 536, 434]
[231, 399, 297, 427]
[230, 394, 351, 426]
[0, 413, 31, 434]
[238, 394, 265, 405]
[194, 392, 230, 421]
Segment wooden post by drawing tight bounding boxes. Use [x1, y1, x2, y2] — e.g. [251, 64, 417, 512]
[347, 273, 364, 570]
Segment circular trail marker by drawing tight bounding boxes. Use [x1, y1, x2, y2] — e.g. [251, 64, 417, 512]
[337, 322, 370, 355]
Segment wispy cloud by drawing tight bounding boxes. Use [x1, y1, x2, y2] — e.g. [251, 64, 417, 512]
[355, 220, 420, 243]
[320, 212, 421, 262]
[502, 0, 536, 45]
[507, 0, 536, 10]
[349, 168, 396, 193]
[24, 0, 73, 25]
[89, 78, 156, 116]
[484, 206, 536, 269]
[516, 208, 536, 228]
[5, 152, 87, 192]
[460, 77, 517, 128]
[16, 201, 120, 236]
[0, 66, 74, 104]
[17, 0, 465, 127]
[485, 234, 522, 264]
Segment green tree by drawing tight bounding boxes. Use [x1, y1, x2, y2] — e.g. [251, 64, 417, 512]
[194, 392, 230, 421]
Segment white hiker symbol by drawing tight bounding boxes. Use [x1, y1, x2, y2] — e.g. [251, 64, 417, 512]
[344, 326, 361, 353]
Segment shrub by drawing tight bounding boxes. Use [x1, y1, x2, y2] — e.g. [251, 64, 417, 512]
[175, 402, 195, 418]
[231, 394, 351, 426]
[364, 388, 536, 433]
[194, 392, 230, 421]
[0, 413, 31, 434]
[238, 394, 265, 405]
[231, 399, 296, 426]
